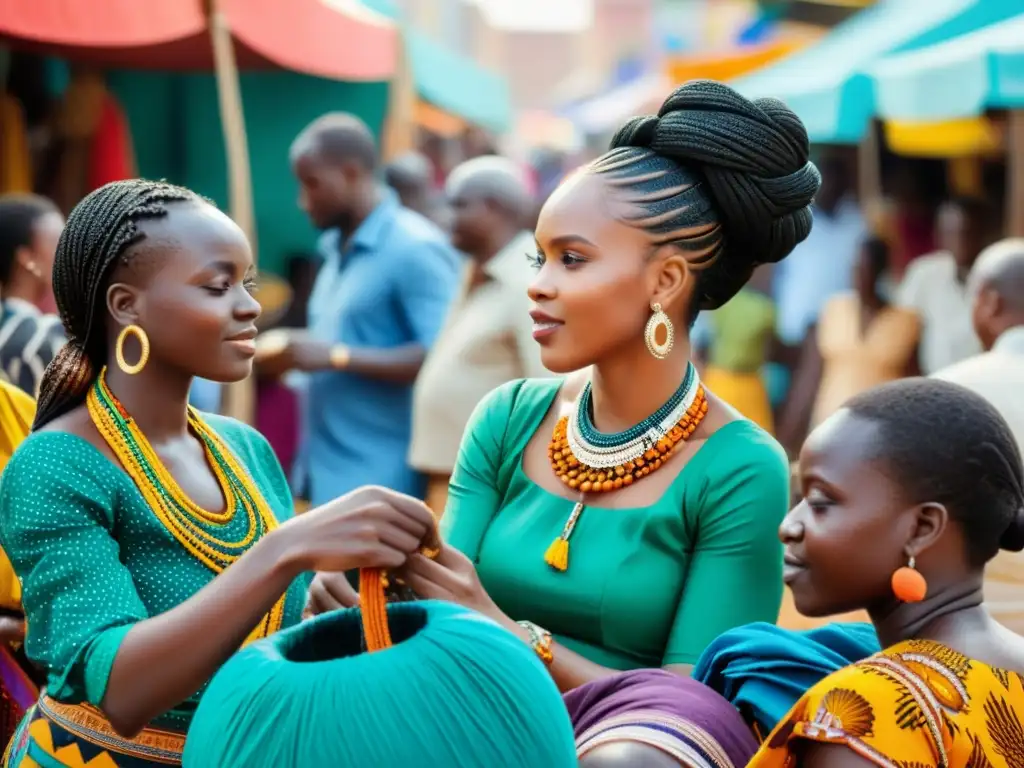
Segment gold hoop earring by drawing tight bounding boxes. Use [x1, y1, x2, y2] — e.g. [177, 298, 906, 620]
[116, 324, 150, 375]
[644, 303, 674, 359]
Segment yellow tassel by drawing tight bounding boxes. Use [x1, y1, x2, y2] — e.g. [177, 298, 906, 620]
[544, 538, 569, 572]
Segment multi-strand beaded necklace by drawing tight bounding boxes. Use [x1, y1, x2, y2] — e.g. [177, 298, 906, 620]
[87, 369, 285, 644]
[544, 363, 708, 572]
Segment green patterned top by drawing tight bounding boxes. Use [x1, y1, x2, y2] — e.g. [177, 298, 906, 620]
[0, 414, 310, 731]
[442, 378, 790, 669]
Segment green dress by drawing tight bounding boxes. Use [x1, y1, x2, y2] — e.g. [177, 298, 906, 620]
[0, 415, 310, 733]
[441, 379, 790, 670]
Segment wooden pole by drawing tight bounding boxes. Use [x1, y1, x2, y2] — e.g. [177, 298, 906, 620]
[205, 0, 256, 424]
[381, 29, 417, 162]
[1006, 110, 1024, 237]
[857, 120, 882, 209]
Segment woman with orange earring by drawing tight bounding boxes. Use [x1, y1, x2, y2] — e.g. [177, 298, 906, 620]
[744, 378, 1024, 768]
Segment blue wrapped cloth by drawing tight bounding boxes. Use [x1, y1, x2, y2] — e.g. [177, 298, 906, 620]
[692, 621, 881, 738]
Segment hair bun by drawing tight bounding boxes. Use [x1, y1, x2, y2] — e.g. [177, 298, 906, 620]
[614, 80, 820, 265]
[1000, 508, 1024, 552]
[610, 115, 660, 151]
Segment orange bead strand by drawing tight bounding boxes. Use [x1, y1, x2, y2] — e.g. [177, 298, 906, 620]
[548, 386, 709, 492]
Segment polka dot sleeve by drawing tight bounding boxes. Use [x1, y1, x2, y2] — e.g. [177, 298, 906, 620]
[0, 432, 148, 707]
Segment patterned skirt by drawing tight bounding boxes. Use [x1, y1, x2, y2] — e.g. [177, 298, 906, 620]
[3, 695, 184, 767]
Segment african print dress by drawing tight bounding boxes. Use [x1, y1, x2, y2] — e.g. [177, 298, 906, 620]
[749, 639, 1024, 768]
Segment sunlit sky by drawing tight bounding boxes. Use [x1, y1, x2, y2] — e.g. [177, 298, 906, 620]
[466, 0, 595, 32]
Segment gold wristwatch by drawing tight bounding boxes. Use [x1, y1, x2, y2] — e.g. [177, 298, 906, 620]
[329, 344, 351, 370]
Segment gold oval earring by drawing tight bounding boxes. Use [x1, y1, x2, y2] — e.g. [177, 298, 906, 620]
[644, 303, 674, 359]
[116, 324, 150, 375]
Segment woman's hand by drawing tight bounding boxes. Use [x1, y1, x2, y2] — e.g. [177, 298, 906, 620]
[401, 544, 507, 624]
[303, 572, 359, 618]
[278, 485, 436, 575]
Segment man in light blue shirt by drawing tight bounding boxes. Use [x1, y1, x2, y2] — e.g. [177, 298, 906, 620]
[773, 156, 866, 346]
[266, 113, 461, 505]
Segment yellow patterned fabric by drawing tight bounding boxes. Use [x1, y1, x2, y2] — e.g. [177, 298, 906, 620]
[750, 639, 1024, 768]
[3, 696, 183, 766]
[0, 382, 34, 612]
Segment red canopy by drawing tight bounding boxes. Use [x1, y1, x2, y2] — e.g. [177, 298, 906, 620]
[0, 0, 397, 81]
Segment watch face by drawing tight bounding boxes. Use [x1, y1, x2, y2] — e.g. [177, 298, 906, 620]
[253, 329, 289, 361]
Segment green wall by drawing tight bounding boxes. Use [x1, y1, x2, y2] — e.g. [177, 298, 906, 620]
[107, 70, 389, 276]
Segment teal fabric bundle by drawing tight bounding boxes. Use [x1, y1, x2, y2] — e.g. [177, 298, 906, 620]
[183, 601, 576, 767]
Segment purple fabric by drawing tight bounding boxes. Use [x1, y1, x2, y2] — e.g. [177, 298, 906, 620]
[0, 646, 36, 711]
[564, 669, 758, 766]
[256, 380, 299, 476]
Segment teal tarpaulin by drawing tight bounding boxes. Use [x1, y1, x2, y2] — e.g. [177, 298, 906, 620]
[109, 70, 388, 276]
[731, 0, 1023, 144]
[405, 30, 511, 134]
[871, 13, 1024, 121]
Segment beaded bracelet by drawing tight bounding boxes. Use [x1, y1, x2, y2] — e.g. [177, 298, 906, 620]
[517, 620, 554, 666]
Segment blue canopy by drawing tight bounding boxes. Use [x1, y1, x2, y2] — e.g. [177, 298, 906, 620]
[872, 13, 1024, 121]
[731, 0, 1023, 144]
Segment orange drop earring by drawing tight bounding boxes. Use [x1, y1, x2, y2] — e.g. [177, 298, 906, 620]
[891, 555, 927, 603]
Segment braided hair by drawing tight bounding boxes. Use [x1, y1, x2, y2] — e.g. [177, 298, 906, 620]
[591, 80, 820, 319]
[33, 180, 202, 430]
[845, 378, 1024, 567]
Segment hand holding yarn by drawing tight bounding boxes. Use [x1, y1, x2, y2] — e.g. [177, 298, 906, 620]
[401, 544, 506, 624]
[280, 485, 436, 574]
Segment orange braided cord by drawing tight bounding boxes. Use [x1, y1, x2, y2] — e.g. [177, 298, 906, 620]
[359, 568, 393, 652]
[359, 529, 441, 653]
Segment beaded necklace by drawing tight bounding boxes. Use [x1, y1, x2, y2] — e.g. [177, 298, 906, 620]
[544, 363, 708, 572]
[87, 369, 285, 643]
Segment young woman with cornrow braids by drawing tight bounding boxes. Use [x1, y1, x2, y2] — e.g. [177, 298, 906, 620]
[0, 179, 438, 766]
[310, 80, 822, 753]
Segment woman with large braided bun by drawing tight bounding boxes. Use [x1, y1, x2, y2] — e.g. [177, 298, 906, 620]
[309, 83, 820, 756]
[0, 180, 443, 766]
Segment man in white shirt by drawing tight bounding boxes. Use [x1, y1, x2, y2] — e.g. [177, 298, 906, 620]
[896, 198, 995, 374]
[410, 156, 551, 514]
[934, 237, 1024, 452]
[933, 237, 1024, 634]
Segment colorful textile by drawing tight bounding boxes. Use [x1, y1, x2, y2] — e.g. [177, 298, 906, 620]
[183, 601, 577, 767]
[0, 648, 37, 758]
[4, 695, 183, 767]
[565, 669, 758, 767]
[442, 379, 790, 669]
[750, 638, 1024, 767]
[693, 621, 881, 739]
[0, 96, 31, 195]
[86, 93, 137, 193]
[0, 381, 34, 613]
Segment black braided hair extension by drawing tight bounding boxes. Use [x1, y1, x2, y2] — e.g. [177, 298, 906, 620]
[33, 180, 202, 431]
[591, 80, 821, 321]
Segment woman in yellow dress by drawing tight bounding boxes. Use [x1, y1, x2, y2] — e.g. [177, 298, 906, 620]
[751, 378, 1024, 768]
[697, 265, 777, 433]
